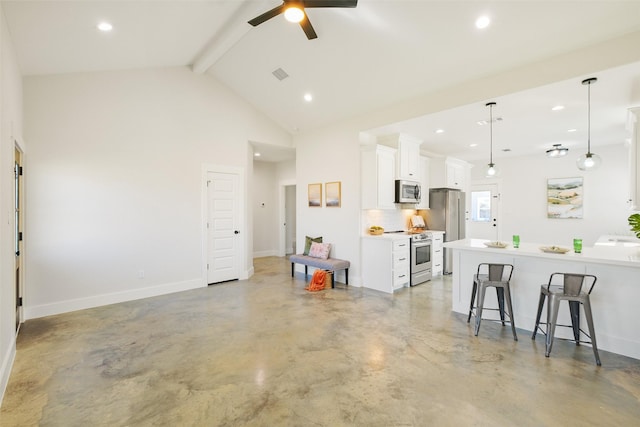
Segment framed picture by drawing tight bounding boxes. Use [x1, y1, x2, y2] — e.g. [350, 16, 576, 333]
[325, 181, 341, 207]
[308, 183, 322, 207]
[547, 177, 583, 219]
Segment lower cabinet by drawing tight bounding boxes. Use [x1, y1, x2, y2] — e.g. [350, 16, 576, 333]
[362, 237, 410, 293]
[431, 232, 444, 277]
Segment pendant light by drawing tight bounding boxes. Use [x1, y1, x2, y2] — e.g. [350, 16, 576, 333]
[576, 77, 602, 171]
[485, 102, 499, 177]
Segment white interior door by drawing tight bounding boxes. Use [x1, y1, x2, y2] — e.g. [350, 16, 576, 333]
[207, 171, 241, 284]
[467, 183, 500, 241]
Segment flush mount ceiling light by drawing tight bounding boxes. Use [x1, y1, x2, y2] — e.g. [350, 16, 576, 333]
[475, 15, 490, 29]
[97, 21, 113, 32]
[303, 93, 313, 102]
[546, 143, 569, 158]
[484, 102, 500, 178]
[576, 77, 602, 171]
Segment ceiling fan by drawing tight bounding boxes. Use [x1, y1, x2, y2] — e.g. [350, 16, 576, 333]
[248, 0, 358, 40]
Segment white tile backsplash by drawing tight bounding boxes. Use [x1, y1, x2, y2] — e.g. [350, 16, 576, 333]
[362, 209, 416, 233]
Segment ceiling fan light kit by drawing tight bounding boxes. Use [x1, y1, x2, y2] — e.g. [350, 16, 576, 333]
[546, 143, 569, 158]
[577, 77, 602, 171]
[485, 102, 500, 178]
[248, 0, 358, 40]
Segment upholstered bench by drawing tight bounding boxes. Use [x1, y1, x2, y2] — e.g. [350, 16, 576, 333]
[290, 254, 350, 288]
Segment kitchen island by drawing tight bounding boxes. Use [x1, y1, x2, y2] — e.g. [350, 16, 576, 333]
[445, 239, 640, 360]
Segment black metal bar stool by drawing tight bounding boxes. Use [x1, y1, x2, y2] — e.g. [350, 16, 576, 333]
[467, 263, 517, 340]
[531, 272, 600, 366]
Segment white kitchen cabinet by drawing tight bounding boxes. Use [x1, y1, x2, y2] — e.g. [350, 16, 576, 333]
[362, 236, 410, 293]
[431, 231, 444, 277]
[429, 157, 471, 192]
[377, 133, 423, 181]
[361, 144, 397, 210]
[628, 107, 640, 211]
[416, 156, 430, 209]
[397, 137, 421, 180]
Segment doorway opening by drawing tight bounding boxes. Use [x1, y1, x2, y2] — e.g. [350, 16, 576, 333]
[279, 181, 296, 256]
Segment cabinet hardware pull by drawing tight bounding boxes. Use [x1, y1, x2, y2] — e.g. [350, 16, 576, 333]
[399, 258, 406, 261]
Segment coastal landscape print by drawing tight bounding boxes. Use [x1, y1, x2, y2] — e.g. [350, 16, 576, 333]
[547, 177, 583, 219]
[308, 183, 322, 207]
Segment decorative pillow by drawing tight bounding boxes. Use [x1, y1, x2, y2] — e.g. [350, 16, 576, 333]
[303, 236, 322, 255]
[308, 242, 331, 259]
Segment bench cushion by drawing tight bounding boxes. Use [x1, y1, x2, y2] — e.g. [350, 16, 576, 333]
[290, 254, 350, 271]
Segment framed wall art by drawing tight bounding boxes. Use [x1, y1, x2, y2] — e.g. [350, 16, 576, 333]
[325, 181, 341, 207]
[547, 177, 583, 219]
[308, 183, 322, 207]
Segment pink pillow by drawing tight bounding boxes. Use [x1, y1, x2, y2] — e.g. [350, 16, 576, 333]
[308, 242, 331, 259]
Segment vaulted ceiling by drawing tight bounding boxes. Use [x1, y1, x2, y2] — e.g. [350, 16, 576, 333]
[4, 1, 640, 162]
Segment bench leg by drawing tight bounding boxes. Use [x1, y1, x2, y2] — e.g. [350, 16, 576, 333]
[291, 262, 294, 277]
[304, 265, 308, 277]
[331, 271, 335, 288]
[345, 268, 349, 286]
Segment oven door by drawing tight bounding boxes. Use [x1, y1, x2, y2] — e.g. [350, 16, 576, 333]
[412, 240, 432, 273]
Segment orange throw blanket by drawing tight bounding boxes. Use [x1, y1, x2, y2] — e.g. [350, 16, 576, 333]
[305, 270, 327, 292]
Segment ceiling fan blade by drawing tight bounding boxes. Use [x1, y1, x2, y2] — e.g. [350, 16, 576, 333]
[303, 0, 358, 8]
[300, 16, 318, 40]
[248, 4, 287, 27]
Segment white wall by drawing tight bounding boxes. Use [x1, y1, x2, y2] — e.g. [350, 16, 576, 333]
[469, 144, 631, 246]
[252, 161, 278, 257]
[0, 6, 23, 404]
[23, 66, 290, 318]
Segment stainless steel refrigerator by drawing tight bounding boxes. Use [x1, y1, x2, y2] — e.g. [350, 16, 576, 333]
[426, 188, 466, 274]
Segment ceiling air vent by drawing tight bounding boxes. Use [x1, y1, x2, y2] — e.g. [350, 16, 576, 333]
[272, 68, 289, 81]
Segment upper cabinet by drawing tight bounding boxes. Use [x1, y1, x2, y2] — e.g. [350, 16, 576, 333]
[361, 144, 397, 210]
[429, 156, 471, 191]
[628, 108, 640, 211]
[377, 133, 423, 181]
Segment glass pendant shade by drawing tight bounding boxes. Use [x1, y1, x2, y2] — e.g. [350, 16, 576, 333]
[485, 162, 500, 177]
[576, 152, 602, 171]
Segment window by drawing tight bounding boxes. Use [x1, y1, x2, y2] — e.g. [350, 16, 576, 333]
[471, 190, 491, 222]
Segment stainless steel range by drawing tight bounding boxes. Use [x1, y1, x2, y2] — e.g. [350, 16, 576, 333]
[410, 232, 432, 286]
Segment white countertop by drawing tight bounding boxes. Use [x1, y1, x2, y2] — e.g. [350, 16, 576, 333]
[444, 238, 640, 268]
[361, 230, 445, 241]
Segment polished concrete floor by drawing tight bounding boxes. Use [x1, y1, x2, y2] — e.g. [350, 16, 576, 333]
[2, 256, 640, 426]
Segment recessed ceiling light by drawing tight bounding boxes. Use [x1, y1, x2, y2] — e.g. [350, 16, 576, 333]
[435, 129, 444, 134]
[304, 93, 313, 102]
[551, 105, 565, 111]
[469, 143, 478, 147]
[254, 152, 261, 157]
[568, 128, 577, 132]
[97, 22, 113, 32]
[475, 15, 490, 29]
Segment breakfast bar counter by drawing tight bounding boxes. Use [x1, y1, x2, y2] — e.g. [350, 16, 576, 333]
[445, 239, 640, 360]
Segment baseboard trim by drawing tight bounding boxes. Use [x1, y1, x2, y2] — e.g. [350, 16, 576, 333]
[0, 332, 16, 407]
[24, 278, 204, 320]
[253, 250, 278, 258]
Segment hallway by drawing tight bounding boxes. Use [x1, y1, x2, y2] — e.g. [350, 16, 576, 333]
[1, 256, 639, 426]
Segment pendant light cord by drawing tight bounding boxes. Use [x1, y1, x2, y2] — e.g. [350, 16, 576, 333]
[587, 80, 591, 155]
[489, 102, 494, 164]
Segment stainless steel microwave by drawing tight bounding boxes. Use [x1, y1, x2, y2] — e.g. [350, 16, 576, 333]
[395, 180, 421, 203]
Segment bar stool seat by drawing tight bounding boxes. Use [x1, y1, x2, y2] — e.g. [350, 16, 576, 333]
[531, 272, 601, 366]
[467, 263, 517, 340]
